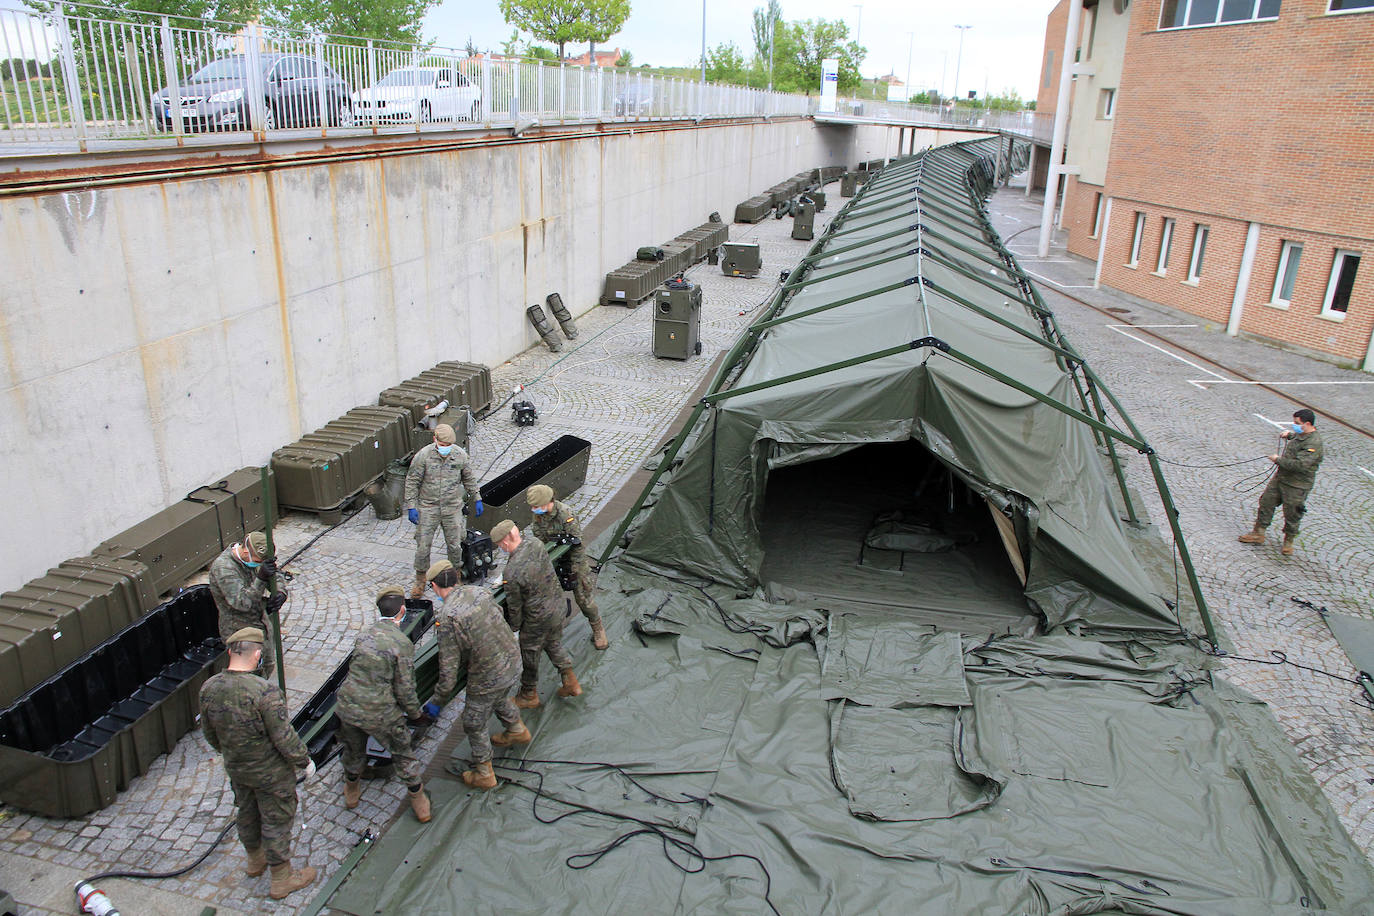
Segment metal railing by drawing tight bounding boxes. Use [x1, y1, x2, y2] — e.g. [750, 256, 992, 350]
[819, 96, 1052, 141]
[0, 3, 1042, 150]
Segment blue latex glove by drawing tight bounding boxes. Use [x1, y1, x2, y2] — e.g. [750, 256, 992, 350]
[474, 499, 484, 517]
[407, 508, 419, 525]
[422, 701, 442, 719]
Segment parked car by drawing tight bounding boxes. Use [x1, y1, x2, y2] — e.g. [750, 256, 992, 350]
[152, 53, 354, 132]
[613, 83, 654, 117]
[353, 66, 482, 124]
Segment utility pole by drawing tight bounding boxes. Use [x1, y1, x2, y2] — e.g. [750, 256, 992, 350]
[700, 0, 707, 83]
[768, 10, 775, 91]
[953, 24, 972, 101]
[852, 4, 863, 95]
[905, 32, 913, 102]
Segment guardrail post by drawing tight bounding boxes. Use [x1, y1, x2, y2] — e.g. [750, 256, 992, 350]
[54, 5, 88, 149]
[537, 59, 544, 119]
[558, 62, 565, 122]
[511, 60, 520, 125]
[314, 37, 328, 136]
[412, 43, 421, 134]
[158, 14, 183, 143]
[480, 56, 491, 123]
[366, 40, 377, 135]
[244, 23, 266, 137]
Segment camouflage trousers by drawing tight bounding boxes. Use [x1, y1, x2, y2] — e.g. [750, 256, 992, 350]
[414, 505, 465, 574]
[218, 613, 276, 682]
[229, 774, 297, 866]
[338, 717, 421, 787]
[519, 614, 573, 691]
[1256, 479, 1310, 536]
[567, 555, 602, 627]
[463, 675, 521, 764]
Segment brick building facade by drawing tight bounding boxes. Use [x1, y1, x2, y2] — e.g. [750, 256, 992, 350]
[1041, 0, 1374, 368]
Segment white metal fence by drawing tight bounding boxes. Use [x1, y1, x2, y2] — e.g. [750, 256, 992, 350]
[0, 4, 1041, 150]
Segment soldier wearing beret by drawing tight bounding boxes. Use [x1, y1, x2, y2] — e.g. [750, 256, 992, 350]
[491, 519, 582, 709]
[526, 484, 607, 649]
[199, 627, 317, 900]
[336, 587, 434, 823]
[208, 531, 286, 681]
[423, 560, 527, 790]
[405, 423, 484, 598]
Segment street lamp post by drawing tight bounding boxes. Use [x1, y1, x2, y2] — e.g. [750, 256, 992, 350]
[905, 32, 913, 102]
[700, 0, 707, 84]
[953, 24, 972, 101]
[768, 12, 775, 91]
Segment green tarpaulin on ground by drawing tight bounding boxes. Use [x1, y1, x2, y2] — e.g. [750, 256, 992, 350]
[325, 140, 1374, 915]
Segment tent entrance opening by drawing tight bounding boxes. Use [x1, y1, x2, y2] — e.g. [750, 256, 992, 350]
[758, 439, 1039, 634]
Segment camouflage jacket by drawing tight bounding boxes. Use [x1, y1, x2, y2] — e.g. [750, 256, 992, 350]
[208, 547, 268, 635]
[336, 618, 421, 728]
[1276, 430, 1324, 489]
[531, 500, 584, 551]
[404, 443, 480, 510]
[200, 669, 308, 784]
[435, 585, 520, 700]
[502, 535, 564, 632]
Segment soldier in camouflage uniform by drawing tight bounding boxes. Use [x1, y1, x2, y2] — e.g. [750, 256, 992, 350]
[200, 627, 317, 900]
[423, 560, 528, 790]
[490, 519, 582, 709]
[1239, 408, 1325, 556]
[526, 484, 608, 650]
[336, 586, 434, 822]
[405, 423, 484, 598]
[208, 532, 287, 682]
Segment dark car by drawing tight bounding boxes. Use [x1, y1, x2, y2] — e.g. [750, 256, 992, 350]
[153, 53, 354, 132]
[613, 83, 654, 117]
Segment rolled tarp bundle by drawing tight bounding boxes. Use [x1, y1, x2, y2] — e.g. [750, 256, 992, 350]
[526, 303, 563, 352]
[546, 292, 578, 340]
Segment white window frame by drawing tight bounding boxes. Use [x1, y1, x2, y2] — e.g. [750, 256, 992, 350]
[1269, 241, 1302, 307]
[1154, 218, 1175, 275]
[1186, 224, 1209, 283]
[1128, 212, 1146, 267]
[1099, 88, 1116, 119]
[1090, 192, 1105, 238]
[1320, 249, 1361, 321]
[1328, 1, 1374, 14]
[1159, 0, 1282, 30]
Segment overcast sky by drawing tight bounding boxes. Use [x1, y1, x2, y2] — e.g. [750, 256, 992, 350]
[423, 1, 1054, 100]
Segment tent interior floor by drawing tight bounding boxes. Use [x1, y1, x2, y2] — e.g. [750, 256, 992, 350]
[759, 440, 1041, 636]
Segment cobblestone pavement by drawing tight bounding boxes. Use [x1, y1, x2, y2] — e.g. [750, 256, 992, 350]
[0, 197, 827, 914]
[992, 182, 1374, 860]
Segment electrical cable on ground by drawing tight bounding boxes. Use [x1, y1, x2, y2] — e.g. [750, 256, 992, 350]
[81, 818, 236, 884]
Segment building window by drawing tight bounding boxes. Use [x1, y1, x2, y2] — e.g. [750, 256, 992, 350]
[1187, 225, 1209, 282]
[1156, 218, 1175, 274]
[1329, 1, 1374, 12]
[1160, 0, 1281, 29]
[1091, 193, 1105, 237]
[1321, 250, 1361, 319]
[1098, 88, 1116, 119]
[1270, 241, 1302, 305]
[1129, 212, 1146, 266]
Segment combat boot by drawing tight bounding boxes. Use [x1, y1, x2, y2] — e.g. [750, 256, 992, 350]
[343, 776, 362, 809]
[557, 667, 582, 698]
[244, 846, 267, 877]
[461, 760, 498, 789]
[590, 619, 609, 650]
[513, 686, 541, 709]
[410, 572, 427, 599]
[490, 719, 531, 747]
[1281, 534, 1295, 556]
[409, 785, 432, 823]
[268, 862, 318, 899]
[1237, 525, 1266, 545]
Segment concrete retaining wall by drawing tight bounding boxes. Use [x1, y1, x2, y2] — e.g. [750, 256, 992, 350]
[0, 119, 980, 592]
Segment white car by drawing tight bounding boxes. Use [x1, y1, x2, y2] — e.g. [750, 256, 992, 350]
[353, 66, 482, 124]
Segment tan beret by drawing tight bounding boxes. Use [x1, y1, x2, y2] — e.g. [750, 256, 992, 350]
[227, 626, 265, 645]
[376, 585, 405, 602]
[434, 424, 456, 445]
[426, 560, 454, 582]
[489, 519, 517, 543]
[526, 484, 554, 506]
[245, 531, 270, 559]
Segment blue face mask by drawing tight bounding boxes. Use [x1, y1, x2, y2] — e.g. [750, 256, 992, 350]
[243, 559, 260, 569]
[437, 445, 453, 456]
[1290, 423, 1304, 435]
[532, 506, 547, 515]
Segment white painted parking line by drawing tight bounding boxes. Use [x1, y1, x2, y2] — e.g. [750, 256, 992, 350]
[1254, 414, 1288, 429]
[1022, 268, 1095, 289]
[1131, 324, 1199, 328]
[1359, 466, 1374, 480]
[1107, 324, 1228, 386]
[1189, 379, 1374, 388]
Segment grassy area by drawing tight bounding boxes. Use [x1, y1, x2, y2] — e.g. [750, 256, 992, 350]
[1, 76, 73, 127]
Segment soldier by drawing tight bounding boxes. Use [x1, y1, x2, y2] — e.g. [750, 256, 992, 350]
[405, 423, 484, 598]
[526, 484, 608, 650]
[490, 519, 582, 709]
[423, 560, 528, 790]
[1239, 408, 1325, 556]
[199, 627, 317, 900]
[208, 531, 287, 682]
[336, 586, 435, 823]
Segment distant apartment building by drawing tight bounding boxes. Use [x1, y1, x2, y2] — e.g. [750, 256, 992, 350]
[1038, 0, 1374, 369]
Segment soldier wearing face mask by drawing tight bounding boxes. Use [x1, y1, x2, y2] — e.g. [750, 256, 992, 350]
[404, 424, 483, 598]
[1239, 408, 1325, 556]
[208, 531, 287, 681]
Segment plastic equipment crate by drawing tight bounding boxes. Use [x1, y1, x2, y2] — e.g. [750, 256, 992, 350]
[271, 406, 412, 515]
[378, 360, 493, 422]
[600, 262, 664, 307]
[734, 196, 772, 223]
[0, 586, 223, 818]
[464, 435, 592, 535]
[93, 467, 276, 598]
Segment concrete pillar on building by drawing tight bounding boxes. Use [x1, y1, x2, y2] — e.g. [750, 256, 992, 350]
[1226, 222, 1261, 337]
[1093, 197, 1114, 289]
[1038, 0, 1083, 257]
[1363, 326, 1374, 373]
[1024, 145, 1037, 197]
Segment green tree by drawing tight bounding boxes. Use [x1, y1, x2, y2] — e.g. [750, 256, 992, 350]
[705, 42, 745, 84]
[771, 18, 863, 95]
[265, 0, 438, 45]
[614, 49, 633, 67]
[498, 0, 582, 60]
[750, 0, 781, 85]
[582, 0, 630, 69]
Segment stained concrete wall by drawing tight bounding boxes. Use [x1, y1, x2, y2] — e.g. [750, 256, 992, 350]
[0, 119, 975, 593]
